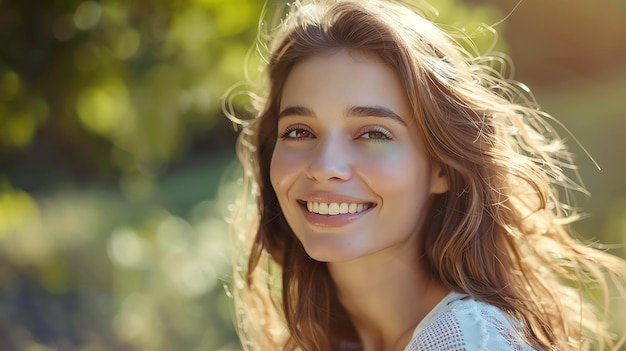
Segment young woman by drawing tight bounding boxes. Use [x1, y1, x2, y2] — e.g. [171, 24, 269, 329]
[224, 0, 626, 350]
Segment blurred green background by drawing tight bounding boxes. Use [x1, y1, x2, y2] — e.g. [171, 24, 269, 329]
[0, 0, 624, 350]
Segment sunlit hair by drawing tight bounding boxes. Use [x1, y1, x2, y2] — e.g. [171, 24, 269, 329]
[224, 0, 626, 350]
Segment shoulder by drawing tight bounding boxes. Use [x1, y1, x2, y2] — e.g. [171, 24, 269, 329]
[405, 294, 538, 351]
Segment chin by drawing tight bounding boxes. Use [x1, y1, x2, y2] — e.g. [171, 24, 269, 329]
[301, 241, 363, 263]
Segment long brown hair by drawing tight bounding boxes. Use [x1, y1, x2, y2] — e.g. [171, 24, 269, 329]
[225, 1, 626, 350]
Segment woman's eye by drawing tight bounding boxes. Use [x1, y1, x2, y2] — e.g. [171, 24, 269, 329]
[359, 129, 391, 141]
[282, 128, 313, 139]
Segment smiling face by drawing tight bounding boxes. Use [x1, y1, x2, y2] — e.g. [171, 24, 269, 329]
[269, 49, 448, 263]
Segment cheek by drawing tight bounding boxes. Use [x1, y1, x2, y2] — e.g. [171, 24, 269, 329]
[363, 142, 405, 162]
[270, 146, 303, 192]
[357, 145, 432, 210]
[358, 143, 427, 180]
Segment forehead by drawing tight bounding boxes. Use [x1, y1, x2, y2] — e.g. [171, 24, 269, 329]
[279, 49, 410, 115]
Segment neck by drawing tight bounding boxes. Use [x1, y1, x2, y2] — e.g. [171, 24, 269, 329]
[328, 246, 448, 351]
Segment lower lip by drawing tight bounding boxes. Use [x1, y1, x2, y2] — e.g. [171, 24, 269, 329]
[299, 204, 373, 228]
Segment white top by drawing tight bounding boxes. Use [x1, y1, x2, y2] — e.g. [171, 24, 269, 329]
[404, 292, 537, 351]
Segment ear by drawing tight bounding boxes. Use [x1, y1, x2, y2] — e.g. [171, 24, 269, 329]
[429, 162, 449, 195]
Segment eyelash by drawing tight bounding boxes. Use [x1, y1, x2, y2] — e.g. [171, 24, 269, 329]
[279, 125, 315, 140]
[278, 125, 393, 142]
[357, 126, 393, 142]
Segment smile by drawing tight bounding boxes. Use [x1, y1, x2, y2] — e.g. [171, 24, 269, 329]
[300, 200, 374, 215]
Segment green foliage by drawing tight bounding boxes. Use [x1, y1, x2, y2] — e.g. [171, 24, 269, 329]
[0, 0, 264, 349]
[0, 0, 263, 177]
[0, 158, 243, 350]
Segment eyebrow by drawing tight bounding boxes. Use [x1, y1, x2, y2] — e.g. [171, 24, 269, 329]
[278, 105, 407, 126]
[278, 106, 314, 119]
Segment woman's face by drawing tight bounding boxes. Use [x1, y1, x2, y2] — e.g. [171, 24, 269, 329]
[270, 49, 448, 263]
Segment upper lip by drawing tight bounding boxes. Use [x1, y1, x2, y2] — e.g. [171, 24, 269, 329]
[298, 193, 374, 204]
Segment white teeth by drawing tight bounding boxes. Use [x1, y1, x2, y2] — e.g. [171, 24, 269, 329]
[305, 201, 371, 215]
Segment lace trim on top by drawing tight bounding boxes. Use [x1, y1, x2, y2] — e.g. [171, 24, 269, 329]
[404, 292, 537, 351]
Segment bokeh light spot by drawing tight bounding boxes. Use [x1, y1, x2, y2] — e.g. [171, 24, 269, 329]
[173, 258, 217, 298]
[156, 216, 192, 253]
[76, 78, 135, 137]
[74, 1, 102, 30]
[166, 7, 212, 53]
[107, 227, 149, 269]
[3, 112, 36, 148]
[113, 293, 162, 348]
[115, 28, 141, 59]
[0, 187, 39, 237]
[0, 71, 21, 101]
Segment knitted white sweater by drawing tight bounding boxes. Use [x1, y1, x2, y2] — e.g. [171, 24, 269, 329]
[405, 292, 537, 351]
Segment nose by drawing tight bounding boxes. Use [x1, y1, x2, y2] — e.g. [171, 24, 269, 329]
[306, 135, 352, 182]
